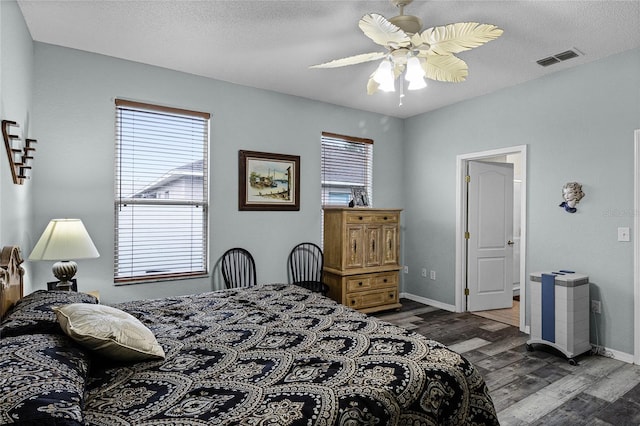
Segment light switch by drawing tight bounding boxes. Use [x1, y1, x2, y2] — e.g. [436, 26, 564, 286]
[618, 227, 630, 242]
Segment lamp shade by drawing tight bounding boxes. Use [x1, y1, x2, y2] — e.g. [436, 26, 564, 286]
[29, 219, 100, 261]
[404, 56, 425, 81]
[372, 60, 396, 93]
[405, 56, 427, 91]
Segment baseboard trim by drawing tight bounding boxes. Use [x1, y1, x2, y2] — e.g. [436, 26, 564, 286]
[600, 347, 634, 364]
[400, 292, 456, 312]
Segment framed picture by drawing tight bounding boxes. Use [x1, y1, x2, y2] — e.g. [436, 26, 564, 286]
[47, 279, 78, 291]
[351, 187, 369, 207]
[239, 150, 300, 211]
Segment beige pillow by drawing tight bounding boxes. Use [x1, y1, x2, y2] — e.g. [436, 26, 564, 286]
[53, 303, 165, 362]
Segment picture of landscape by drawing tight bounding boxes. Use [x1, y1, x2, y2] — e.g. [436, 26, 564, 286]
[239, 150, 300, 211]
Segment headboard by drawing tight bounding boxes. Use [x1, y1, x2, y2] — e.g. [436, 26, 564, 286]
[0, 245, 24, 317]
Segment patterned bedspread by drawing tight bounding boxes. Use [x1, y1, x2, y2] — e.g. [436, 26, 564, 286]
[0, 285, 498, 425]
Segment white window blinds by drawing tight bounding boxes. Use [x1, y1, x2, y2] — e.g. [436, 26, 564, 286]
[114, 99, 209, 283]
[321, 132, 373, 207]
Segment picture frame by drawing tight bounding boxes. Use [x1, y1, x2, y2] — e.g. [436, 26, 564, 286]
[351, 187, 369, 207]
[239, 150, 300, 211]
[47, 279, 78, 291]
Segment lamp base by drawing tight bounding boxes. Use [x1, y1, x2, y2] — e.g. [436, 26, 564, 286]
[52, 260, 77, 291]
[55, 281, 74, 291]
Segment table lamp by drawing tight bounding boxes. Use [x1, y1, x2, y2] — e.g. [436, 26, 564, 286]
[29, 218, 100, 290]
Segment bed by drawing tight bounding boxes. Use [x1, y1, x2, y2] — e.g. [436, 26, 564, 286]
[0, 245, 499, 425]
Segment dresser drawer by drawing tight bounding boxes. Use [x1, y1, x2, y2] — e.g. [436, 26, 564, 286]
[345, 213, 399, 224]
[345, 272, 397, 292]
[346, 289, 398, 310]
[371, 273, 397, 287]
[346, 277, 371, 292]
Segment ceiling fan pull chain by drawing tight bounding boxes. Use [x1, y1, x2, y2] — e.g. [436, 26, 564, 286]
[399, 81, 405, 106]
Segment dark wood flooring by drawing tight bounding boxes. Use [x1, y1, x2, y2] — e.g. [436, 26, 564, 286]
[373, 299, 640, 425]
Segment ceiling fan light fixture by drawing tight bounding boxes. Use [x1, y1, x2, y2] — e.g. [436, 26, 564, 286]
[372, 60, 396, 92]
[310, 0, 503, 101]
[379, 77, 396, 93]
[405, 56, 427, 90]
[407, 76, 427, 91]
[405, 56, 425, 80]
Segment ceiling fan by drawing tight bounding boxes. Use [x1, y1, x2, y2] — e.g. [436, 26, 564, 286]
[310, 0, 503, 97]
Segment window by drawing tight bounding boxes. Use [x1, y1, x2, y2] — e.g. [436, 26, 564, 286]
[321, 132, 373, 208]
[114, 99, 209, 283]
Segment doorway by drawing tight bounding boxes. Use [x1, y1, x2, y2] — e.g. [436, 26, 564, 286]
[455, 145, 528, 332]
[466, 160, 514, 312]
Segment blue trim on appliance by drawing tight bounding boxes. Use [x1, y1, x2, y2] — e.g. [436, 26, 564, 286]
[541, 273, 556, 343]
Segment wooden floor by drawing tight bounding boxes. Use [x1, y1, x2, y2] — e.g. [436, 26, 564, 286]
[473, 300, 520, 327]
[374, 299, 640, 425]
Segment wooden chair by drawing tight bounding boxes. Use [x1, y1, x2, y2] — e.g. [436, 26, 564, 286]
[221, 248, 256, 289]
[288, 242, 328, 295]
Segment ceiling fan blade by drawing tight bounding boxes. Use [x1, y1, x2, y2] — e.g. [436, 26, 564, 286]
[420, 22, 503, 55]
[423, 54, 468, 82]
[367, 75, 380, 95]
[411, 32, 425, 48]
[310, 52, 387, 69]
[359, 13, 411, 48]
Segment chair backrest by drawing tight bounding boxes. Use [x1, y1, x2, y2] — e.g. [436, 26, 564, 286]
[288, 242, 323, 284]
[221, 248, 256, 289]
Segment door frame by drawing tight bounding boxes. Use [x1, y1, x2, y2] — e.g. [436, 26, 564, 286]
[455, 145, 528, 332]
[634, 129, 639, 364]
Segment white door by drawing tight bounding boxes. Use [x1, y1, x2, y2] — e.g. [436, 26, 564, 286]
[467, 161, 514, 311]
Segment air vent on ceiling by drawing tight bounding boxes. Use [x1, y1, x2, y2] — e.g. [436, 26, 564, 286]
[537, 56, 560, 67]
[536, 48, 582, 67]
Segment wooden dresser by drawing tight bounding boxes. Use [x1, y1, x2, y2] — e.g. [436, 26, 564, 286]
[322, 207, 402, 313]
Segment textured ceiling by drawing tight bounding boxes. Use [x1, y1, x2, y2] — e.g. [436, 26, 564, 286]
[17, 0, 640, 118]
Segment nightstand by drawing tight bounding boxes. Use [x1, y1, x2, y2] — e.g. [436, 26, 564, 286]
[86, 290, 100, 302]
[46, 280, 99, 302]
[47, 279, 77, 291]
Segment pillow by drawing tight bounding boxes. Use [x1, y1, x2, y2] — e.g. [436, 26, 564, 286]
[53, 303, 165, 362]
[0, 290, 99, 337]
[0, 333, 89, 425]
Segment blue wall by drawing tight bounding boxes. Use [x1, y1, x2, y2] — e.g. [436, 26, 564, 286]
[28, 42, 405, 303]
[0, 0, 35, 284]
[402, 48, 640, 354]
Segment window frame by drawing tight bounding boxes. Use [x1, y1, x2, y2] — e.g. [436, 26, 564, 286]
[114, 99, 210, 284]
[321, 131, 373, 209]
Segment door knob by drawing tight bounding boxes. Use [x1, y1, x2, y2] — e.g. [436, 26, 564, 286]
[507, 240, 515, 246]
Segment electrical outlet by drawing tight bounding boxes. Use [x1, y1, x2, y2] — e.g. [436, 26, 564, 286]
[591, 300, 602, 314]
[421, 268, 427, 278]
[403, 265, 409, 274]
[618, 227, 630, 242]
[430, 270, 436, 280]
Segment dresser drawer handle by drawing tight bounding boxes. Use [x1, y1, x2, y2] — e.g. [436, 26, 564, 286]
[358, 282, 363, 286]
[359, 216, 363, 220]
[351, 300, 356, 305]
[383, 278, 388, 283]
[389, 293, 394, 298]
[384, 216, 388, 220]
